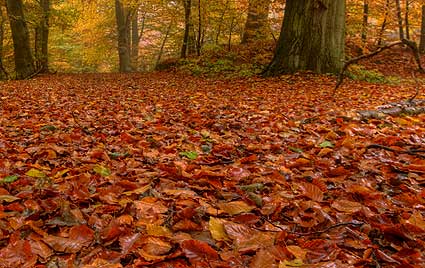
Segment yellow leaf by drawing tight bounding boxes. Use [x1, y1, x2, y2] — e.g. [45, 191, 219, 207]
[93, 165, 111, 176]
[209, 217, 230, 242]
[122, 185, 150, 196]
[286, 245, 307, 260]
[407, 212, 425, 230]
[0, 195, 20, 203]
[217, 201, 255, 216]
[146, 224, 172, 237]
[279, 259, 304, 267]
[26, 168, 46, 178]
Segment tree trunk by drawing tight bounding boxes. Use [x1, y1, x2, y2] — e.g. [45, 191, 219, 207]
[155, 22, 172, 69]
[196, 0, 202, 56]
[405, 0, 410, 40]
[241, 0, 271, 44]
[181, 0, 192, 58]
[215, 0, 229, 44]
[6, 0, 35, 79]
[376, 0, 390, 46]
[35, 0, 50, 73]
[420, 5, 425, 53]
[395, 0, 404, 40]
[361, 0, 369, 47]
[263, 0, 345, 76]
[115, 0, 131, 72]
[131, 9, 139, 70]
[0, 7, 8, 79]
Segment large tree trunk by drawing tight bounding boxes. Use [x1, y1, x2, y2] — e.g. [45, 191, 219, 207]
[263, 0, 345, 76]
[6, 0, 35, 79]
[115, 0, 131, 72]
[395, 0, 404, 40]
[0, 7, 8, 79]
[241, 0, 271, 44]
[181, 0, 192, 58]
[420, 5, 425, 53]
[35, 0, 50, 73]
[131, 9, 139, 70]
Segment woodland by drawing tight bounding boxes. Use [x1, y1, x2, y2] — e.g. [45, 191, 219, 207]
[0, 0, 425, 267]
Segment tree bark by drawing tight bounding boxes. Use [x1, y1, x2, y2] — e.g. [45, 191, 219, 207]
[376, 0, 390, 46]
[361, 0, 368, 47]
[196, 0, 202, 56]
[181, 0, 192, 58]
[395, 0, 404, 40]
[263, 0, 346, 76]
[6, 0, 35, 79]
[405, 0, 410, 40]
[155, 22, 172, 69]
[420, 5, 425, 53]
[241, 0, 271, 44]
[115, 0, 131, 72]
[0, 7, 8, 79]
[35, 0, 50, 73]
[131, 9, 139, 70]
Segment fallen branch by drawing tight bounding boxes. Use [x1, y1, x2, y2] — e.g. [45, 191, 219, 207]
[334, 39, 425, 93]
[24, 66, 43, 80]
[366, 144, 425, 158]
[288, 222, 364, 236]
[259, 216, 364, 236]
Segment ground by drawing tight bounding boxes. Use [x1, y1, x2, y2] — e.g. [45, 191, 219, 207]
[0, 55, 424, 267]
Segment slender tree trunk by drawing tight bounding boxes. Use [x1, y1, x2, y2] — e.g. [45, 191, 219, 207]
[241, 0, 271, 43]
[0, 8, 8, 79]
[420, 5, 425, 53]
[215, 0, 229, 44]
[377, 0, 390, 46]
[395, 0, 404, 40]
[263, 0, 345, 76]
[196, 0, 202, 56]
[34, 0, 50, 73]
[361, 0, 369, 47]
[405, 0, 410, 40]
[115, 0, 131, 72]
[228, 16, 235, 51]
[131, 9, 139, 70]
[155, 23, 172, 69]
[40, 0, 49, 73]
[6, 0, 35, 79]
[181, 0, 192, 58]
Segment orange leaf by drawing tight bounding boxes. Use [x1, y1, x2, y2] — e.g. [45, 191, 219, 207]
[181, 239, 219, 261]
[300, 182, 324, 202]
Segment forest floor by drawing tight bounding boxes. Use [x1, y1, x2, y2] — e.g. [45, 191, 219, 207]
[0, 50, 424, 267]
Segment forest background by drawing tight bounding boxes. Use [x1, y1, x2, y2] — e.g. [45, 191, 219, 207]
[1, 0, 425, 78]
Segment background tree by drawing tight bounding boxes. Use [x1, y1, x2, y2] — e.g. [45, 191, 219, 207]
[6, 0, 35, 79]
[115, 0, 131, 72]
[241, 0, 271, 44]
[361, 0, 369, 48]
[181, 0, 192, 58]
[0, 6, 8, 79]
[420, 3, 425, 52]
[396, 0, 404, 39]
[34, 0, 50, 73]
[264, 0, 346, 76]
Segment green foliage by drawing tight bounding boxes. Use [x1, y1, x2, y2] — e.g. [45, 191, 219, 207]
[179, 151, 198, 160]
[346, 65, 395, 84]
[171, 41, 274, 78]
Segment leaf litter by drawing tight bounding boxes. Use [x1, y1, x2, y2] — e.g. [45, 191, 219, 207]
[0, 72, 424, 267]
